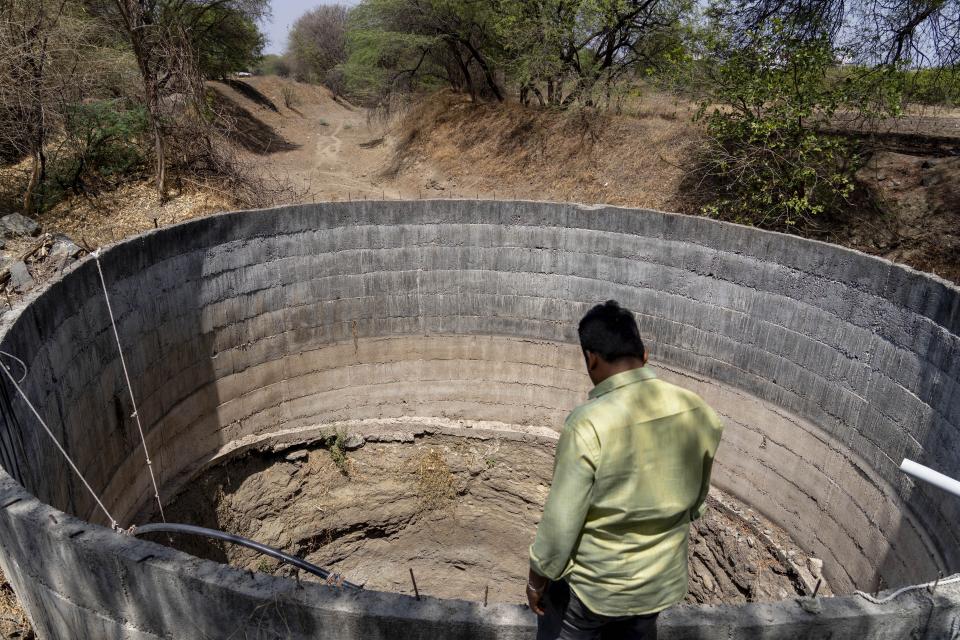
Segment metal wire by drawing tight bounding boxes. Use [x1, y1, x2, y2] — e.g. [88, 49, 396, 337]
[0, 351, 28, 384]
[0, 354, 118, 529]
[93, 249, 165, 523]
[855, 574, 960, 604]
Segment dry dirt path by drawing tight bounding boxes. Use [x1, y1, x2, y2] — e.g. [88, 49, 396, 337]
[217, 77, 443, 203]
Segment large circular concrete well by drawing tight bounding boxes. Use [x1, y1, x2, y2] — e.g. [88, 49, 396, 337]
[0, 200, 957, 639]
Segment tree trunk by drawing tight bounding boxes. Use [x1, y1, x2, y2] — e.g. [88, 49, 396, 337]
[23, 69, 47, 214]
[446, 41, 474, 100]
[459, 39, 503, 102]
[23, 150, 41, 214]
[138, 60, 167, 201]
[118, 0, 167, 201]
[524, 84, 545, 107]
[533, 85, 545, 107]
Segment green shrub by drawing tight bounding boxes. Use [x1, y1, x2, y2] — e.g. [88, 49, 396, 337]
[902, 67, 960, 107]
[69, 100, 148, 177]
[32, 100, 147, 210]
[695, 23, 900, 229]
[42, 99, 148, 206]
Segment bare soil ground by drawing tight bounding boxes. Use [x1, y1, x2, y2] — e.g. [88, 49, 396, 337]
[205, 77, 428, 201]
[388, 91, 700, 211]
[154, 434, 829, 606]
[819, 152, 960, 283]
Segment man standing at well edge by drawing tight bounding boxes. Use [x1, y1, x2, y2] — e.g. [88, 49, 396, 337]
[527, 300, 723, 640]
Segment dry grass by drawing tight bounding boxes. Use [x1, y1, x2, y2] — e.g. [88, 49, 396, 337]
[415, 449, 457, 510]
[34, 180, 232, 249]
[0, 568, 32, 639]
[235, 76, 337, 117]
[391, 90, 703, 211]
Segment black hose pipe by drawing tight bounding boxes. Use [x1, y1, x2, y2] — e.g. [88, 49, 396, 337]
[131, 522, 363, 590]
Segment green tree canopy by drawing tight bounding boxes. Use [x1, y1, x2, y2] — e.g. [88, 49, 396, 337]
[185, 4, 265, 78]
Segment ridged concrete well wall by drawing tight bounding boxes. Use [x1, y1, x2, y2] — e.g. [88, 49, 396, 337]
[0, 200, 957, 639]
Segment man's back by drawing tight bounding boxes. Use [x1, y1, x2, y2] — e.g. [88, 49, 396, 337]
[530, 366, 723, 616]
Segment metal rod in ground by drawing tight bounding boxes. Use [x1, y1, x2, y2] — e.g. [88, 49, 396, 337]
[409, 568, 420, 600]
[484, 585, 488, 606]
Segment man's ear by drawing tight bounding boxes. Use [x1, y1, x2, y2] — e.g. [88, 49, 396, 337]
[585, 350, 600, 373]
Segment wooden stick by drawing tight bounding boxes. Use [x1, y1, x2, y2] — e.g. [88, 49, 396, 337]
[409, 568, 420, 600]
[484, 585, 489, 607]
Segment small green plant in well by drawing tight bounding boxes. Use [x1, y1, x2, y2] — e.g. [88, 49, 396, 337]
[324, 429, 349, 475]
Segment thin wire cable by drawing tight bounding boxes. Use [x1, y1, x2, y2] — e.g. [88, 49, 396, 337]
[0, 351, 28, 384]
[93, 250, 165, 522]
[0, 356, 118, 529]
[854, 574, 960, 604]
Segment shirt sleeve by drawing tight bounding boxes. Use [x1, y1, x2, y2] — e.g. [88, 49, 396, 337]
[690, 406, 724, 521]
[529, 416, 599, 579]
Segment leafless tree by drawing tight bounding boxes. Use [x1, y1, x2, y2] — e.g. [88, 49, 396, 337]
[713, 0, 960, 68]
[287, 5, 350, 86]
[0, 0, 68, 214]
[109, 0, 268, 201]
[110, 0, 169, 199]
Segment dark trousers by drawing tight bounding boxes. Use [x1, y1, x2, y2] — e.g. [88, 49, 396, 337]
[536, 581, 659, 640]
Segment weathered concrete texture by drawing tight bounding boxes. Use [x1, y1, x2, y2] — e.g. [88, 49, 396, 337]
[0, 200, 958, 638]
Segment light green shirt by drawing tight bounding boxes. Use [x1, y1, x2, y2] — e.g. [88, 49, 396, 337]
[529, 366, 723, 616]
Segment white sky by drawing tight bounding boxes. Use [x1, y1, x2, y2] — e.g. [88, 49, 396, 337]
[262, 0, 360, 55]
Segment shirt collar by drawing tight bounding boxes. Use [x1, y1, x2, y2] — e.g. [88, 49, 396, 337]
[588, 366, 657, 400]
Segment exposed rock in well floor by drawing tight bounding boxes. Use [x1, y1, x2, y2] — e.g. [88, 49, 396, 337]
[154, 434, 830, 606]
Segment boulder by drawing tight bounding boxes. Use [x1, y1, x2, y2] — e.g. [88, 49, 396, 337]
[284, 449, 309, 462]
[342, 433, 365, 450]
[0, 213, 40, 238]
[48, 234, 82, 267]
[7, 261, 33, 292]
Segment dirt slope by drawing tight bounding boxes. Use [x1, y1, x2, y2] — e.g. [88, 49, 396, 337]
[209, 77, 427, 201]
[387, 91, 700, 210]
[826, 152, 960, 283]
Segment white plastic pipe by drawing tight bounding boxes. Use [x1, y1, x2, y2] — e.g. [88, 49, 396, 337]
[900, 458, 960, 498]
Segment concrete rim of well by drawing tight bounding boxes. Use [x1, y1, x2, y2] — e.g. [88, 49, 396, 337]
[0, 200, 957, 639]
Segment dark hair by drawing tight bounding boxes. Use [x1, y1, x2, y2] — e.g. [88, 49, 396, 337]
[577, 300, 645, 362]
